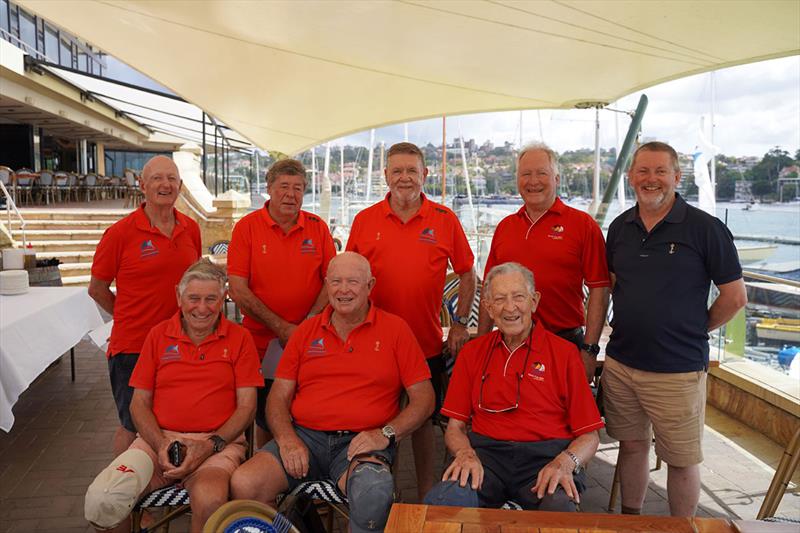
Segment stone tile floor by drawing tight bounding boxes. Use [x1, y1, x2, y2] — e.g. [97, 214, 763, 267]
[0, 339, 798, 532]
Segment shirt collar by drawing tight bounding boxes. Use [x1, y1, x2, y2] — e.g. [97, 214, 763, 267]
[491, 321, 539, 354]
[516, 196, 565, 224]
[164, 311, 230, 342]
[380, 192, 430, 221]
[261, 201, 306, 231]
[320, 301, 377, 333]
[626, 193, 688, 225]
[133, 203, 184, 234]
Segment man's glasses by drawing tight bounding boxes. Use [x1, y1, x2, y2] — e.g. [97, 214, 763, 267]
[477, 332, 532, 413]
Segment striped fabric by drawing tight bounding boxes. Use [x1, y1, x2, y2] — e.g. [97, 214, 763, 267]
[135, 484, 190, 509]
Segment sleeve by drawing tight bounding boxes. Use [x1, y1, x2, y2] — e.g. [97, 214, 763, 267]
[704, 218, 743, 285]
[344, 214, 361, 253]
[582, 216, 611, 288]
[605, 219, 619, 275]
[274, 321, 306, 381]
[564, 348, 604, 437]
[440, 341, 477, 423]
[394, 318, 431, 388]
[226, 218, 252, 279]
[91, 225, 121, 282]
[233, 329, 266, 387]
[449, 214, 474, 275]
[128, 328, 159, 390]
[319, 222, 336, 278]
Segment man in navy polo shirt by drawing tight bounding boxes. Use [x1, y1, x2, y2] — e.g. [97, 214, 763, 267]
[603, 141, 747, 517]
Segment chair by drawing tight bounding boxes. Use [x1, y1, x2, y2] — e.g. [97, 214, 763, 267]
[13, 169, 36, 205]
[757, 426, 800, 519]
[131, 484, 190, 533]
[280, 480, 349, 532]
[37, 171, 54, 204]
[124, 168, 142, 207]
[209, 240, 230, 255]
[108, 176, 122, 199]
[84, 173, 99, 201]
[53, 171, 71, 202]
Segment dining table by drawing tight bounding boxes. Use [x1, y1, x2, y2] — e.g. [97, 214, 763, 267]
[0, 286, 104, 432]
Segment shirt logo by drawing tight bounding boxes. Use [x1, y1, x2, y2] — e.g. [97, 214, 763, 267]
[308, 337, 326, 356]
[116, 464, 136, 474]
[300, 238, 317, 254]
[528, 361, 546, 381]
[669, 243, 677, 254]
[376, 232, 381, 241]
[162, 344, 181, 362]
[547, 225, 564, 240]
[262, 244, 267, 254]
[140, 240, 159, 258]
[374, 341, 381, 352]
[419, 227, 437, 244]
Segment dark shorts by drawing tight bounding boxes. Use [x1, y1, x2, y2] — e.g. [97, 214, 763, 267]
[255, 378, 273, 431]
[458, 432, 584, 509]
[555, 327, 584, 349]
[107, 353, 139, 433]
[427, 354, 446, 419]
[260, 425, 396, 492]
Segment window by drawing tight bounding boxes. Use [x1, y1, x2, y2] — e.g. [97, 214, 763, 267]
[18, 9, 35, 52]
[1, 0, 9, 35]
[44, 24, 58, 63]
[77, 53, 87, 72]
[59, 37, 72, 67]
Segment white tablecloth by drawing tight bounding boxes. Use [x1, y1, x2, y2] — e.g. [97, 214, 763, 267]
[0, 287, 104, 432]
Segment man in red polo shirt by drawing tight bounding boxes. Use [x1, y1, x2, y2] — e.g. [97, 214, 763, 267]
[227, 158, 336, 447]
[346, 141, 476, 499]
[89, 155, 202, 456]
[231, 252, 433, 533]
[478, 143, 610, 382]
[425, 262, 602, 510]
[84, 261, 262, 533]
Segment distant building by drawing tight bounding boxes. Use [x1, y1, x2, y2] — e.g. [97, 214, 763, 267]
[734, 180, 755, 203]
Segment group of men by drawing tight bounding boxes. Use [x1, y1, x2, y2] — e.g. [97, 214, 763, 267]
[84, 139, 746, 532]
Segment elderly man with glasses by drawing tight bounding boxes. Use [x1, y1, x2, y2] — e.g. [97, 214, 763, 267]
[424, 262, 603, 511]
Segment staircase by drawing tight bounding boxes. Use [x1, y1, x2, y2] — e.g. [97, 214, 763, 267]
[2, 208, 131, 287]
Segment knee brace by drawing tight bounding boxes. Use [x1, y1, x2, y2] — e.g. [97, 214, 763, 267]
[346, 458, 393, 532]
[85, 449, 154, 529]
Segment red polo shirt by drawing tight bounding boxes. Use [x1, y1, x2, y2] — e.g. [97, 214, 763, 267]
[441, 326, 603, 442]
[130, 313, 263, 433]
[346, 193, 474, 357]
[484, 199, 610, 332]
[275, 304, 431, 432]
[91, 204, 202, 356]
[227, 203, 336, 351]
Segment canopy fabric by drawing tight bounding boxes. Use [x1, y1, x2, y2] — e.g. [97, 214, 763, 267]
[18, 0, 800, 156]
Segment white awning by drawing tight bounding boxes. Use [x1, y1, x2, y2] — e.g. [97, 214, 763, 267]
[18, 0, 800, 155]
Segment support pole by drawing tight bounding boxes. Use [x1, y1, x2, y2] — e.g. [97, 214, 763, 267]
[441, 116, 447, 203]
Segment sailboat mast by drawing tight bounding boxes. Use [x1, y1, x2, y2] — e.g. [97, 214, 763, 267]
[366, 129, 374, 202]
[441, 116, 447, 204]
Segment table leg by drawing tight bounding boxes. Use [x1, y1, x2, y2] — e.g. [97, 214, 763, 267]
[70, 347, 75, 382]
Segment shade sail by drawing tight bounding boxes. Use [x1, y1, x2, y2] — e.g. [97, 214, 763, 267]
[18, 0, 800, 155]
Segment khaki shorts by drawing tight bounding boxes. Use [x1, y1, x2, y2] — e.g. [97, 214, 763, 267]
[602, 356, 706, 467]
[130, 430, 247, 492]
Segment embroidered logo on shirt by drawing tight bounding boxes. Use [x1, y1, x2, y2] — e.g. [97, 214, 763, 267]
[262, 244, 267, 254]
[669, 243, 677, 254]
[308, 337, 326, 355]
[374, 341, 381, 352]
[140, 239, 159, 258]
[161, 344, 181, 362]
[547, 225, 564, 240]
[419, 227, 437, 244]
[300, 238, 317, 254]
[528, 361, 546, 381]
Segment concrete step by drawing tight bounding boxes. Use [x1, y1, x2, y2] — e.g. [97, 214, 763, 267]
[61, 274, 90, 287]
[0, 209, 130, 221]
[7, 219, 117, 231]
[12, 229, 106, 241]
[36, 250, 95, 263]
[58, 262, 92, 277]
[28, 240, 100, 252]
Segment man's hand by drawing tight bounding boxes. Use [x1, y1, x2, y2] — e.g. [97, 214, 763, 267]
[446, 323, 470, 357]
[580, 350, 598, 383]
[531, 452, 580, 504]
[278, 435, 310, 479]
[442, 448, 483, 490]
[277, 323, 298, 348]
[346, 429, 389, 461]
[156, 438, 174, 474]
[163, 437, 213, 480]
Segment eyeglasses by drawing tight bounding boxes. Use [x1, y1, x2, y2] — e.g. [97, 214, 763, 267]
[477, 332, 532, 413]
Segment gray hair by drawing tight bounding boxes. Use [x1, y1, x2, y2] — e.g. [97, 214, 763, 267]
[484, 262, 536, 299]
[518, 142, 559, 176]
[177, 259, 227, 296]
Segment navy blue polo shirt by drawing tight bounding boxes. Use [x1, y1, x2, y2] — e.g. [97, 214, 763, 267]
[606, 194, 742, 372]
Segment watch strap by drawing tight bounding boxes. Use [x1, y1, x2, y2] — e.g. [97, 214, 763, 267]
[579, 343, 601, 356]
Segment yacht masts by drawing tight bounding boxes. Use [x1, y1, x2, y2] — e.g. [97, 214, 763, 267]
[366, 129, 375, 202]
[458, 122, 478, 233]
[321, 143, 332, 224]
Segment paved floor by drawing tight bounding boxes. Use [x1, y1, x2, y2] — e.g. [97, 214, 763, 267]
[0, 338, 798, 532]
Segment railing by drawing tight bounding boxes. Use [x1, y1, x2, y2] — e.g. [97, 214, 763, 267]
[0, 181, 26, 248]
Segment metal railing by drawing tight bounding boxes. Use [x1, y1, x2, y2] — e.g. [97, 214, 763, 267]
[0, 181, 26, 248]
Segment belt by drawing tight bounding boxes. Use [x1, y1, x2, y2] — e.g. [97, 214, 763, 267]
[323, 430, 355, 436]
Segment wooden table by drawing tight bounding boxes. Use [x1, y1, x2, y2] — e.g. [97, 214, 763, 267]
[385, 504, 736, 532]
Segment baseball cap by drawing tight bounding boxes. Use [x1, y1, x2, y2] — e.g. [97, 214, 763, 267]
[85, 448, 154, 529]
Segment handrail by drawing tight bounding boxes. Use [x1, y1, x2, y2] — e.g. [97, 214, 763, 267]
[0, 180, 26, 248]
[742, 269, 800, 289]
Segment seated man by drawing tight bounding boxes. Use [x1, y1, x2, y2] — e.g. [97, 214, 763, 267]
[424, 262, 603, 511]
[85, 260, 262, 533]
[231, 252, 434, 533]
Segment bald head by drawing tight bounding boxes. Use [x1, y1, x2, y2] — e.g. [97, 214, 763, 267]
[140, 155, 181, 208]
[142, 155, 179, 180]
[326, 252, 375, 319]
[328, 252, 372, 281]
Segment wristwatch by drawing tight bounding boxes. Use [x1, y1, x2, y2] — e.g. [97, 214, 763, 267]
[453, 314, 469, 327]
[381, 425, 396, 447]
[209, 434, 227, 453]
[563, 450, 583, 474]
[579, 342, 601, 357]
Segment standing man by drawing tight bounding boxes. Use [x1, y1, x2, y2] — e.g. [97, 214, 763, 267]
[478, 142, 610, 381]
[89, 155, 202, 456]
[346, 142, 476, 499]
[227, 158, 336, 447]
[604, 141, 747, 516]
